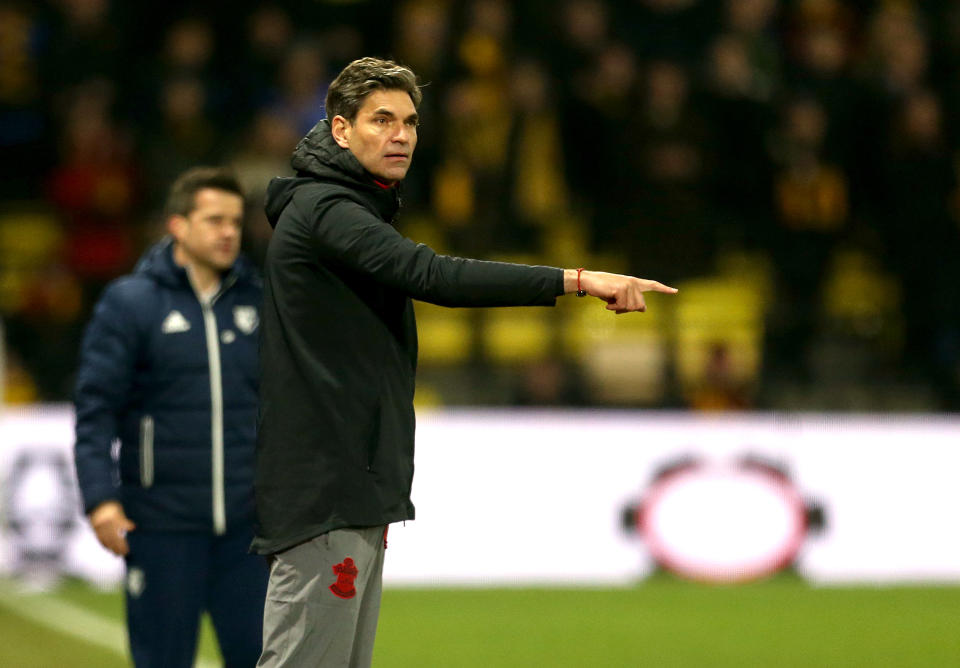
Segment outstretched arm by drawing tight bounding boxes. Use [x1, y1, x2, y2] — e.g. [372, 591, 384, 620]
[310, 198, 677, 309]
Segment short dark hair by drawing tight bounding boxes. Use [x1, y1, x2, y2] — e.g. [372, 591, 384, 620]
[325, 57, 422, 123]
[165, 166, 244, 218]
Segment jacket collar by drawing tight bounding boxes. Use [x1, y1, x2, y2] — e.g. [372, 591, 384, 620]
[134, 237, 257, 292]
[289, 119, 401, 223]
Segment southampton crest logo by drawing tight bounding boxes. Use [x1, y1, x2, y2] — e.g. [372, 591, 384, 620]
[329, 557, 359, 599]
[233, 306, 259, 334]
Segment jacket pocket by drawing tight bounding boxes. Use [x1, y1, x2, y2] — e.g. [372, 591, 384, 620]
[139, 415, 155, 488]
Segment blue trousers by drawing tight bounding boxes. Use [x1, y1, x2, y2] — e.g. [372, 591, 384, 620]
[124, 526, 268, 668]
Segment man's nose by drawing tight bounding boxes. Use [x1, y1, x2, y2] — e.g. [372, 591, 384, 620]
[392, 124, 411, 144]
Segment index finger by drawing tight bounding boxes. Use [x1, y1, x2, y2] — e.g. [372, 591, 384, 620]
[645, 281, 678, 294]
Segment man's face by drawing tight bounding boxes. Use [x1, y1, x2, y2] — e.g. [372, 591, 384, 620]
[170, 187, 243, 272]
[333, 89, 419, 184]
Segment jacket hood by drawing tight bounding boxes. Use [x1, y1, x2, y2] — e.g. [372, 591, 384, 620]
[264, 119, 401, 229]
[134, 237, 258, 289]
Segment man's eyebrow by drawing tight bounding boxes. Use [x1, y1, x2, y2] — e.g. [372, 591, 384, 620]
[371, 108, 418, 123]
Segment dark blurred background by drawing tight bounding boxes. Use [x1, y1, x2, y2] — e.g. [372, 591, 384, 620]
[2, 0, 959, 412]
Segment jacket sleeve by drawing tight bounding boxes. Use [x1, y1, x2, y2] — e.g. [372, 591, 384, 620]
[73, 282, 141, 515]
[309, 198, 565, 307]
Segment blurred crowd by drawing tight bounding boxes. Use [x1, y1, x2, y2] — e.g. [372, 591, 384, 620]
[2, 0, 960, 410]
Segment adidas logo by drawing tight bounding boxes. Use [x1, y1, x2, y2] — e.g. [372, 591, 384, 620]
[161, 310, 191, 334]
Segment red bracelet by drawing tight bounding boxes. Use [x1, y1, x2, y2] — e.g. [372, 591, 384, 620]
[576, 268, 587, 297]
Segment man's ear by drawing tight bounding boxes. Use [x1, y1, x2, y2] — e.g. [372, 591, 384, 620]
[168, 215, 188, 242]
[331, 115, 351, 149]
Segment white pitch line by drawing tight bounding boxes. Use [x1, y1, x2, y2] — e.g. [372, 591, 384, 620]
[0, 579, 219, 668]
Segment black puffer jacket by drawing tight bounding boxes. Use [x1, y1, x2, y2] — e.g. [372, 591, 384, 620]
[252, 119, 563, 554]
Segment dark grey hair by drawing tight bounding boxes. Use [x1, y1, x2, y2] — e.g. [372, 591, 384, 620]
[325, 57, 422, 122]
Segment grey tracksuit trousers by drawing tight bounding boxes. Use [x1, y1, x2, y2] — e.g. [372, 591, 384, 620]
[257, 526, 387, 668]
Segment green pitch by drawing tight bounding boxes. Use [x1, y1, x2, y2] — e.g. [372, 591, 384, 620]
[1, 575, 958, 667]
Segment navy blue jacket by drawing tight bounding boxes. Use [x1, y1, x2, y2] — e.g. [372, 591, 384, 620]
[74, 239, 262, 533]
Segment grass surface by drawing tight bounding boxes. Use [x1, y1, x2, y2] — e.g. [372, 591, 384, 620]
[0, 577, 221, 667]
[2, 575, 959, 667]
[0, 604, 127, 668]
[374, 575, 960, 667]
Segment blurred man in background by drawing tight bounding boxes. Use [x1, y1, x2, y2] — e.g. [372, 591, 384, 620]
[253, 56, 676, 667]
[73, 167, 267, 667]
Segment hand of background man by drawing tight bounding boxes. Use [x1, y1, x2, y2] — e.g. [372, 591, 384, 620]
[89, 500, 136, 556]
[565, 269, 678, 313]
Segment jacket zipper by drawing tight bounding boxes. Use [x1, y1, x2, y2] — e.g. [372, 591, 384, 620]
[139, 415, 154, 488]
[201, 301, 226, 535]
[194, 273, 236, 536]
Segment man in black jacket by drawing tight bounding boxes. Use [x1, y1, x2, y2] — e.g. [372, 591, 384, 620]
[254, 57, 676, 667]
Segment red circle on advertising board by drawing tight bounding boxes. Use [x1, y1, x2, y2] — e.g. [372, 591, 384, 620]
[639, 464, 807, 583]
